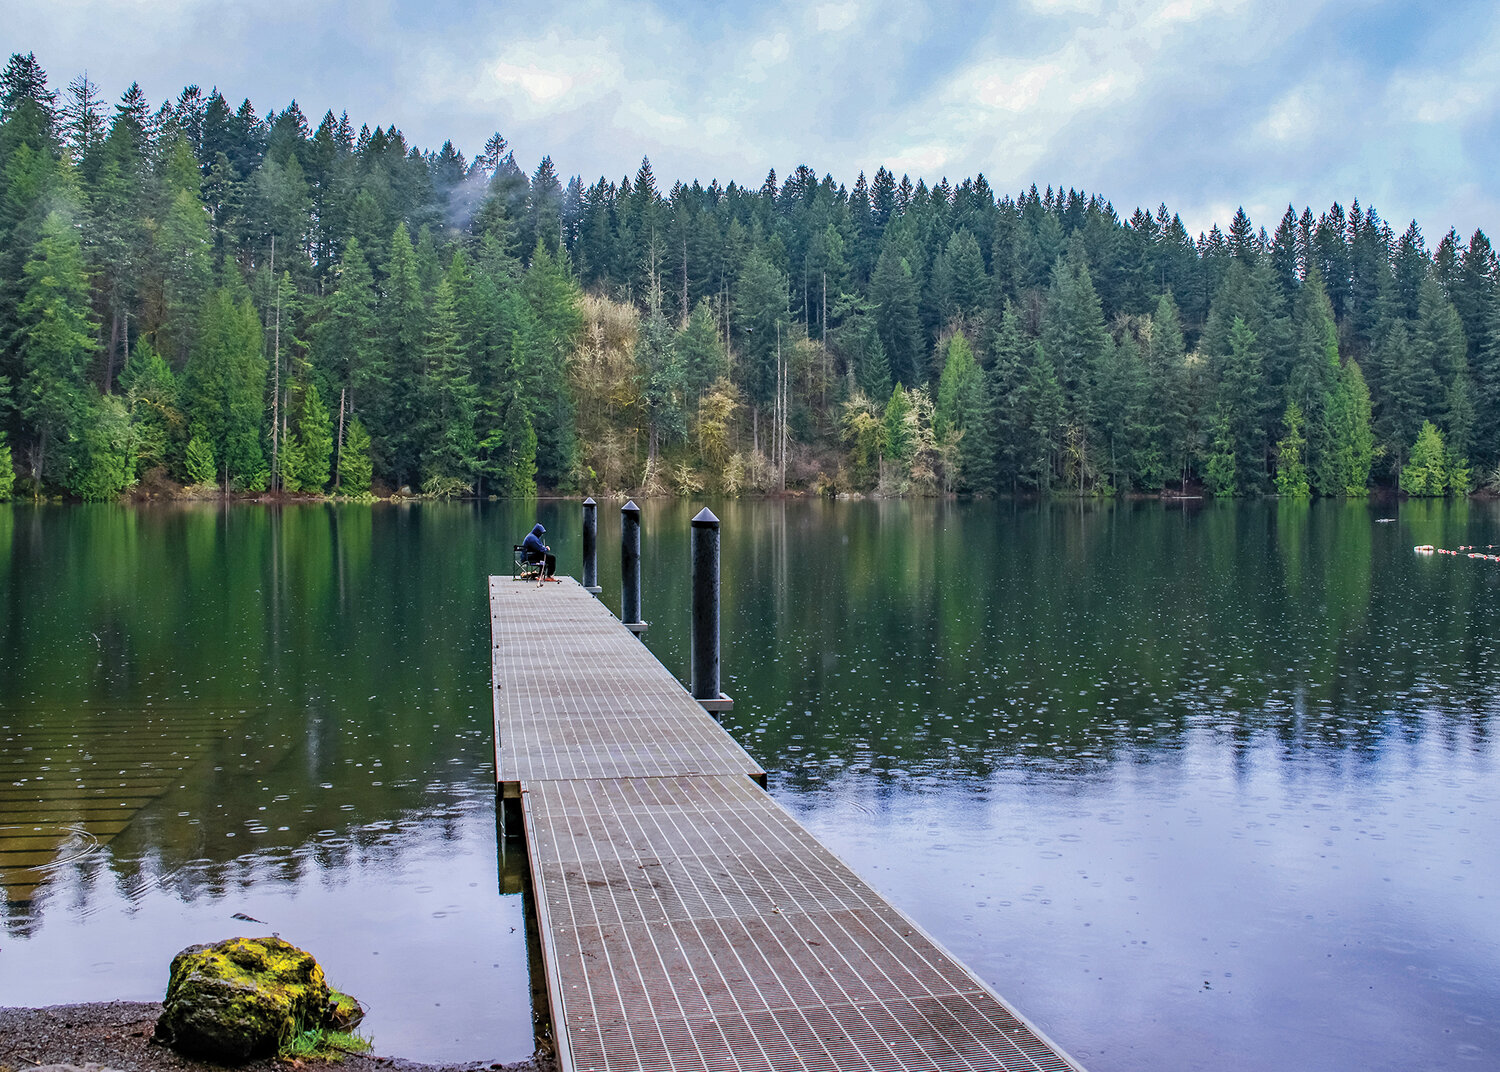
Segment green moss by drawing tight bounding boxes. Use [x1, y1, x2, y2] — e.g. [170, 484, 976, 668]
[326, 989, 366, 1031]
[157, 937, 337, 1063]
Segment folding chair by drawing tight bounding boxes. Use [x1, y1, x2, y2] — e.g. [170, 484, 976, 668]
[513, 544, 542, 581]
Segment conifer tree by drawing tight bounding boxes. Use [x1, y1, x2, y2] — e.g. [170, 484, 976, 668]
[1205, 405, 1237, 497]
[379, 221, 426, 486]
[69, 393, 135, 500]
[184, 434, 216, 485]
[339, 416, 373, 494]
[295, 380, 333, 491]
[17, 209, 94, 488]
[1018, 344, 1065, 491]
[1142, 291, 1188, 490]
[638, 296, 686, 462]
[0, 435, 14, 500]
[935, 332, 982, 442]
[1040, 248, 1109, 434]
[1275, 402, 1310, 498]
[521, 242, 583, 486]
[976, 306, 1029, 492]
[734, 246, 788, 435]
[278, 423, 306, 492]
[316, 237, 380, 417]
[882, 382, 914, 477]
[1400, 420, 1448, 496]
[676, 298, 725, 402]
[419, 278, 478, 487]
[1214, 316, 1266, 493]
[1334, 358, 1375, 495]
[181, 287, 266, 487]
[869, 232, 922, 388]
[119, 342, 180, 478]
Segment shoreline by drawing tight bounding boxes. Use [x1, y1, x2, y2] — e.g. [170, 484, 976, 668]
[0, 1002, 548, 1072]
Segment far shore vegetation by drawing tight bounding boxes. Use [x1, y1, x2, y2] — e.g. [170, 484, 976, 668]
[1, 52, 1495, 506]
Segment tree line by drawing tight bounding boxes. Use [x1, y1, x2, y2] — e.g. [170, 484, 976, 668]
[0, 51, 1492, 502]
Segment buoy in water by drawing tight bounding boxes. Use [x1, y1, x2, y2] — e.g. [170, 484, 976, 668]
[1414, 545, 1435, 554]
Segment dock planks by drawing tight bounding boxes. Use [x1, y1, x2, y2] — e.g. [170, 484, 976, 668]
[490, 575, 1085, 1072]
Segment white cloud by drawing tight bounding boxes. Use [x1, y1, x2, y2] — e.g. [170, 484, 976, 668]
[886, 143, 952, 174]
[968, 61, 1063, 113]
[1259, 89, 1318, 144]
[1386, 71, 1500, 126]
[813, 2, 861, 32]
[468, 34, 625, 115]
[746, 32, 792, 83]
[617, 97, 690, 139]
[1024, 0, 1103, 14]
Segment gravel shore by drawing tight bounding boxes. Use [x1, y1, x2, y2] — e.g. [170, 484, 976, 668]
[0, 1003, 546, 1072]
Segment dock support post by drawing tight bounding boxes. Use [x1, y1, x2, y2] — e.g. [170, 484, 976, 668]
[582, 497, 601, 593]
[621, 500, 647, 633]
[691, 508, 732, 712]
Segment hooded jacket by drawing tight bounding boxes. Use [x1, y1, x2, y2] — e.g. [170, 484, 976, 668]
[522, 523, 548, 558]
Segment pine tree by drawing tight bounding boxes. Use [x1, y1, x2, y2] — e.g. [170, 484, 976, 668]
[1204, 404, 1237, 497]
[419, 278, 479, 487]
[316, 237, 381, 417]
[734, 246, 788, 426]
[339, 416, 373, 494]
[379, 221, 426, 486]
[521, 242, 583, 487]
[1400, 420, 1448, 496]
[882, 382, 914, 476]
[1290, 271, 1341, 496]
[1018, 343, 1065, 492]
[17, 210, 95, 489]
[486, 386, 537, 498]
[0, 436, 14, 500]
[638, 298, 686, 462]
[1275, 401, 1310, 498]
[1040, 248, 1109, 436]
[977, 306, 1029, 492]
[181, 288, 266, 488]
[869, 232, 922, 388]
[676, 298, 726, 402]
[1214, 316, 1265, 494]
[184, 435, 216, 485]
[295, 380, 333, 492]
[69, 393, 135, 500]
[1336, 358, 1375, 495]
[1143, 291, 1188, 490]
[278, 425, 306, 492]
[935, 331, 982, 442]
[119, 342, 180, 478]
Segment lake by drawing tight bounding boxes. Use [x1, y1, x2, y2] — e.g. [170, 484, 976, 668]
[1, 499, 1496, 1071]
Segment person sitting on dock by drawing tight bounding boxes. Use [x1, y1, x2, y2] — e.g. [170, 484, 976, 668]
[523, 523, 558, 584]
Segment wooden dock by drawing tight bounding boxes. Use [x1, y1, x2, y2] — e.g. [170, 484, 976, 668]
[490, 575, 1084, 1072]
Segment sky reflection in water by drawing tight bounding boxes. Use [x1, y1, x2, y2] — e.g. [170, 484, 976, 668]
[1, 499, 1497, 1071]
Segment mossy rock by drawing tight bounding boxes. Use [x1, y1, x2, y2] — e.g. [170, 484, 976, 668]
[326, 990, 366, 1032]
[155, 936, 332, 1063]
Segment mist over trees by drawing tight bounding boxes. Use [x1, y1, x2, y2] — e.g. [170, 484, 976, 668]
[0, 51, 1492, 501]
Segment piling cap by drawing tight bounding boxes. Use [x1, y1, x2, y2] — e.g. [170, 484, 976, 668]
[583, 496, 596, 505]
[692, 507, 720, 527]
[621, 499, 640, 515]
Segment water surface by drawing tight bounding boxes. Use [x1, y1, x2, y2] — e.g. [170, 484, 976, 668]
[2, 499, 1497, 1072]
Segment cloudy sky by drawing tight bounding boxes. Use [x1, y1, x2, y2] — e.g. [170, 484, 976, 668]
[8, 0, 1500, 241]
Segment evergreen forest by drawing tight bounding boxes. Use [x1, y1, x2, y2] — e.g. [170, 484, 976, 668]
[1, 51, 1494, 502]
